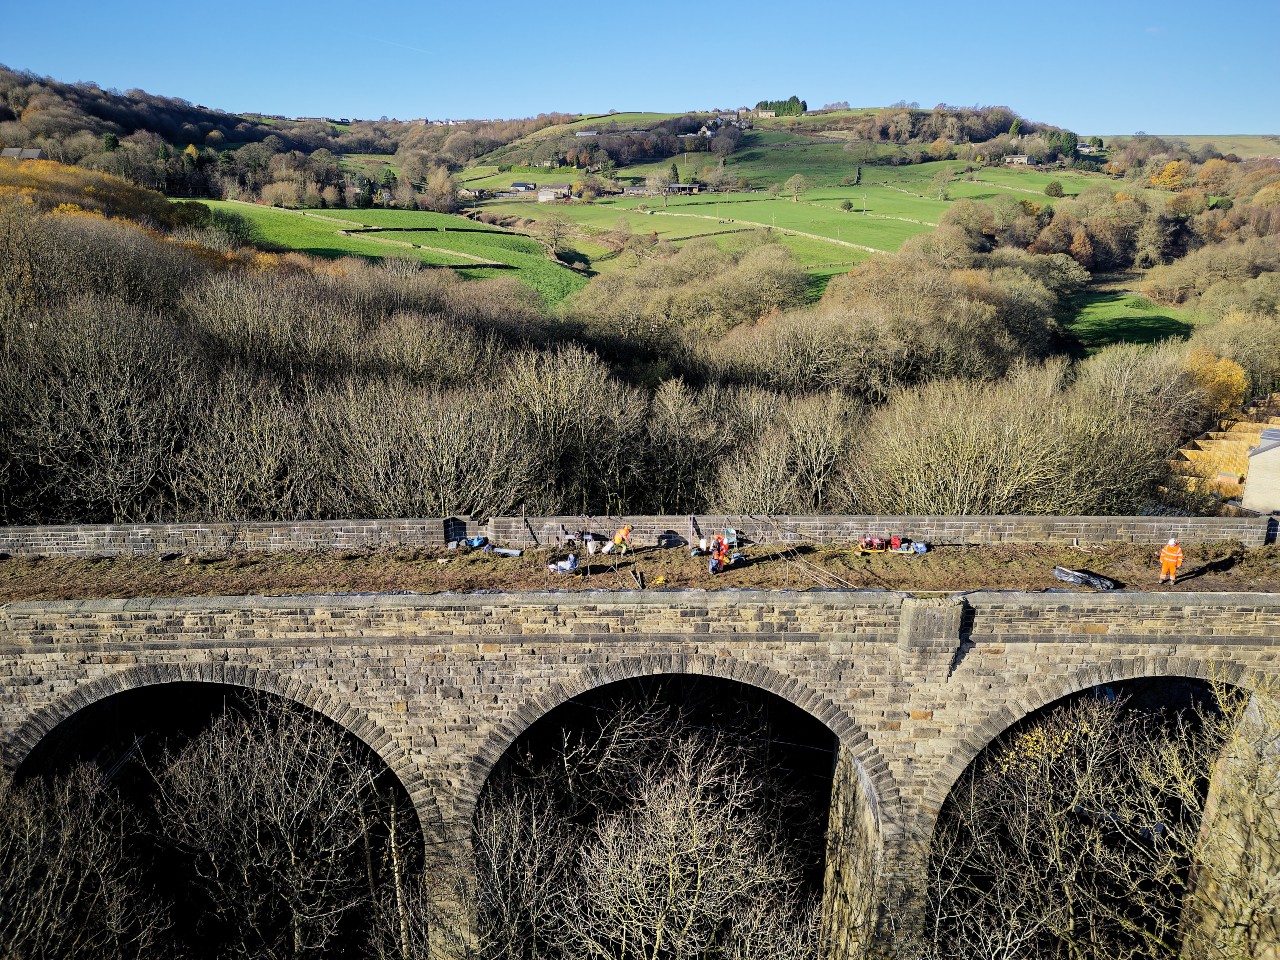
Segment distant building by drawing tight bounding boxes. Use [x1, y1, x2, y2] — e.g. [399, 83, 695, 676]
[574, 131, 599, 138]
[537, 184, 571, 202]
[2, 147, 45, 160]
[666, 183, 700, 195]
[1004, 154, 1036, 165]
[1243, 428, 1280, 514]
[458, 187, 489, 201]
[755, 109, 776, 119]
[1077, 144, 1100, 155]
[510, 182, 537, 192]
[623, 184, 651, 196]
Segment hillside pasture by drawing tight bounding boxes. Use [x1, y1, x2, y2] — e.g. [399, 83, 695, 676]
[566, 112, 683, 129]
[204, 201, 475, 266]
[618, 131, 907, 188]
[751, 108, 880, 132]
[338, 153, 401, 178]
[207, 201, 588, 302]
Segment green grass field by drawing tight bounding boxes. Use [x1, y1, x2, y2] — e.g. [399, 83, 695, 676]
[207, 201, 589, 303]
[617, 131, 907, 189]
[566, 112, 682, 129]
[1063, 289, 1207, 351]
[338, 153, 401, 179]
[752, 108, 879, 132]
[469, 147, 1153, 275]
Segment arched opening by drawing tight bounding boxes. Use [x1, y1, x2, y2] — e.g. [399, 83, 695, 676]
[468, 671, 873, 960]
[7, 681, 426, 960]
[917, 674, 1277, 960]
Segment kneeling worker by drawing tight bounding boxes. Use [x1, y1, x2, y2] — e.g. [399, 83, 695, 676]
[602, 524, 634, 556]
[548, 553, 579, 575]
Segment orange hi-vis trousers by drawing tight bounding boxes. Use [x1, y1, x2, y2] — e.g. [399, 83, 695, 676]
[1161, 559, 1179, 578]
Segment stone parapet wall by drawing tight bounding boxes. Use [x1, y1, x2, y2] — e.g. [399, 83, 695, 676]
[0, 518, 480, 557]
[489, 514, 1275, 549]
[1, 514, 1273, 557]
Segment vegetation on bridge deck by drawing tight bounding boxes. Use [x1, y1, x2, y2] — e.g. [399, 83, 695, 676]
[2, 541, 1278, 603]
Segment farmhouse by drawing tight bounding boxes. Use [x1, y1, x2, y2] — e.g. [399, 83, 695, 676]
[457, 187, 489, 201]
[1077, 144, 1101, 155]
[623, 184, 651, 196]
[1, 147, 46, 160]
[537, 184, 571, 202]
[1242, 428, 1280, 514]
[1004, 154, 1037, 165]
[755, 109, 776, 118]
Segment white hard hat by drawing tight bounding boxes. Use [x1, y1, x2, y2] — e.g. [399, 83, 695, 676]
[1168, 538, 1177, 545]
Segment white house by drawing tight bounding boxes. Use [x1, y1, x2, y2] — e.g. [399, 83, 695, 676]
[537, 184, 571, 202]
[1242, 428, 1280, 514]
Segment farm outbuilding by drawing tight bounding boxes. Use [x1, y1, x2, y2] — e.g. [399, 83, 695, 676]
[1004, 154, 1036, 165]
[537, 184, 571, 202]
[1242, 428, 1280, 514]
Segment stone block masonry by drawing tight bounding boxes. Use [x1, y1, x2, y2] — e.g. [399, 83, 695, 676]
[0, 513, 1273, 557]
[2, 587, 1278, 958]
[2, 589, 1278, 846]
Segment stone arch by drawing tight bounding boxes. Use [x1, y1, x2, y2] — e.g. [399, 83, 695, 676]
[464, 652, 903, 843]
[5, 661, 439, 836]
[918, 653, 1268, 838]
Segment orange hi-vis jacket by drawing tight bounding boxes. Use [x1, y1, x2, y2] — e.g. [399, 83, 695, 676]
[613, 527, 632, 546]
[1160, 542, 1184, 574]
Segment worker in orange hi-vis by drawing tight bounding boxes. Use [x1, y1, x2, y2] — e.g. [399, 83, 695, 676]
[602, 524, 634, 556]
[1159, 538, 1184, 585]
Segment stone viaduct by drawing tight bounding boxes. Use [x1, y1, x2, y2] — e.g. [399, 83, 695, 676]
[1, 516, 1278, 954]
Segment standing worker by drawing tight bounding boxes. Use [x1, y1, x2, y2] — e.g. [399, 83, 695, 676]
[603, 524, 634, 556]
[1159, 538, 1184, 585]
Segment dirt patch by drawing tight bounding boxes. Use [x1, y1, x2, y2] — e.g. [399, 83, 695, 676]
[1, 542, 1277, 603]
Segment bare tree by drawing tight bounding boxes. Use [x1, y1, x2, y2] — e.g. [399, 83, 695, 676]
[914, 689, 1266, 960]
[0, 766, 167, 960]
[151, 694, 388, 960]
[472, 698, 820, 960]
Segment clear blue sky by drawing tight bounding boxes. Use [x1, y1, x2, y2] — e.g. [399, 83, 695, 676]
[3, 0, 1277, 135]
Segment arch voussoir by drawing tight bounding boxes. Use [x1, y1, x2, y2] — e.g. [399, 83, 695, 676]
[5, 663, 436, 837]
[917, 651, 1279, 844]
[462, 654, 904, 852]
